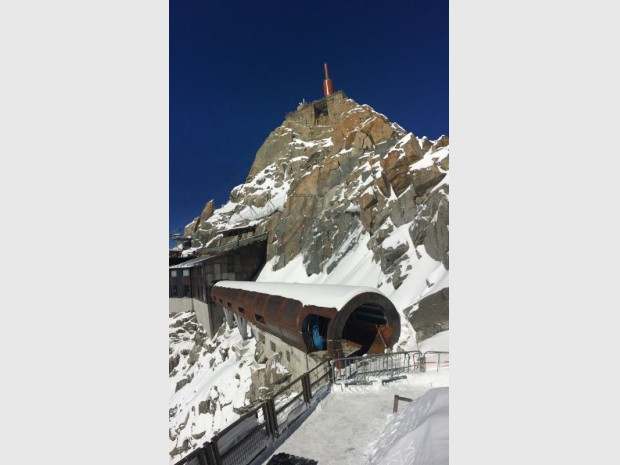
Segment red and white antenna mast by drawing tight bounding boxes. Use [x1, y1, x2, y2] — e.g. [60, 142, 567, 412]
[323, 62, 334, 97]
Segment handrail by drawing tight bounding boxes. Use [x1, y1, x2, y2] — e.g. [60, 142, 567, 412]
[271, 373, 305, 399]
[213, 402, 263, 440]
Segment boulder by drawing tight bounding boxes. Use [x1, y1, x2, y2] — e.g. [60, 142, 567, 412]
[380, 241, 409, 274]
[409, 185, 449, 267]
[169, 354, 180, 374]
[265, 352, 291, 386]
[408, 288, 449, 342]
[440, 153, 449, 171]
[361, 116, 394, 145]
[183, 217, 199, 236]
[410, 165, 446, 197]
[432, 135, 449, 152]
[379, 135, 424, 196]
[352, 131, 373, 149]
[199, 199, 215, 225]
[375, 172, 392, 197]
[420, 136, 433, 153]
[359, 189, 378, 210]
[389, 185, 418, 227]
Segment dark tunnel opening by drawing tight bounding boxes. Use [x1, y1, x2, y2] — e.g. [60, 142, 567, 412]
[341, 304, 390, 358]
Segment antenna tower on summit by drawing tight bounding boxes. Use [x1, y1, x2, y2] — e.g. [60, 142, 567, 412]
[323, 63, 334, 97]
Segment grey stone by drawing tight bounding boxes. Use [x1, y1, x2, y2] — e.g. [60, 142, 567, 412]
[410, 165, 446, 197]
[188, 345, 201, 366]
[170, 439, 191, 458]
[169, 354, 180, 374]
[175, 375, 193, 392]
[265, 352, 291, 387]
[199, 199, 215, 226]
[409, 288, 449, 342]
[408, 185, 449, 267]
[380, 242, 409, 274]
[431, 135, 449, 153]
[392, 260, 410, 289]
[389, 186, 418, 227]
[198, 399, 215, 415]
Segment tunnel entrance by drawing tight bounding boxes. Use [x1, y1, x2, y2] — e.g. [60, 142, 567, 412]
[302, 314, 330, 352]
[341, 304, 390, 358]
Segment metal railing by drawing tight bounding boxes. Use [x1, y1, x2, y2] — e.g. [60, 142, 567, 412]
[419, 351, 450, 372]
[172, 352, 447, 465]
[330, 351, 422, 384]
[212, 403, 271, 465]
[272, 374, 306, 436]
[307, 358, 332, 397]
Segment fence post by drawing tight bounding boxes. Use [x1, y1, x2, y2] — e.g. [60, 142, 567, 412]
[437, 353, 440, 372]
[420, 355, 426, 373]
[302, 373, 312, 403]
[263, 398, 278, 439]
[209, 437, 222, 465]
[202, 441, 218, 465]
[393, 395, 413, 413]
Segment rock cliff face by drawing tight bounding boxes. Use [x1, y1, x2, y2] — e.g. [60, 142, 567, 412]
[187, 92, 449, 302]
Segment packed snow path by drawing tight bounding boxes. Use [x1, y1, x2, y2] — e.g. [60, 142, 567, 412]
[261, 370, 449, 465]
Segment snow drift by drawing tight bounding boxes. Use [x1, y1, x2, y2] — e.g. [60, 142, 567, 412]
[370, 387, 449, 465]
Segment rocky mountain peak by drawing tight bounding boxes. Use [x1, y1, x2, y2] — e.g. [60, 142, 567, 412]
[186, 92, 448, 287]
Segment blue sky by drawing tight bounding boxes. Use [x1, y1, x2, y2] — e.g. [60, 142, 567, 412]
[170, 0, 448, 235]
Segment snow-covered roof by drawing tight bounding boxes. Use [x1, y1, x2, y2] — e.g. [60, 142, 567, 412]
[213, 281, 387, 310]
[169, 256, 211, 269]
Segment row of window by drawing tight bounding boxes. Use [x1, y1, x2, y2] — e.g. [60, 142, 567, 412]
[170, 285, 191, 297]
[170, 269, 190, 278]
[170, 284, 209, 299]
[170, 261, 236, 278]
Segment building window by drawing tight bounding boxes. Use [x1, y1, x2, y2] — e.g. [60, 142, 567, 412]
[182, 269, 190, 277]
[172, 285, 178, 297]
[270, 341, 276, 352]
[171, 270, 177, 277]
[183, 285, 190, 297]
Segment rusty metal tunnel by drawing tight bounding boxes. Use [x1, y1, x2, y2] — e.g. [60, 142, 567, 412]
[210, 281, 401, 358]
